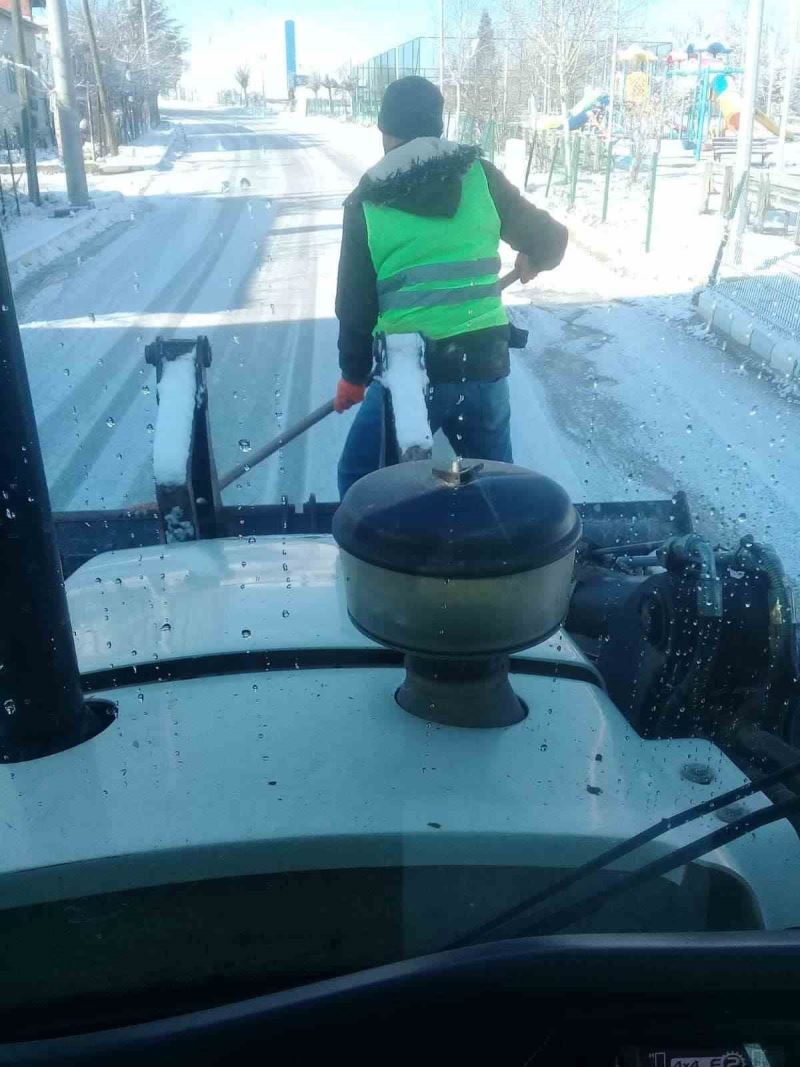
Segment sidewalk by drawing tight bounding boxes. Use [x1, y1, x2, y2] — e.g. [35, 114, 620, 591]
[529, 140, 800, 385]
[3, 122, 180, 286]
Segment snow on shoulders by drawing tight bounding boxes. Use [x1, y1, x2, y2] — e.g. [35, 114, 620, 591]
[153, 352, 197, 488]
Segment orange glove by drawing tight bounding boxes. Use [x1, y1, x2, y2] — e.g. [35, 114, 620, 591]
[334, 379, 366, 413]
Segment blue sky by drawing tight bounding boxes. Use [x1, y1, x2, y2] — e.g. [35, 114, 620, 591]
[178, 0, 441, 96]
[176, 0, 792, 98]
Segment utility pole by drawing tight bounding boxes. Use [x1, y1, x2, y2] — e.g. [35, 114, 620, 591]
[10, 0, 40, 206]
[140, 0, 158, 125]
[777, 6, 799, 171]
[733, 0, 764, 263]
[47, 0, 89, 207]
[502, 40, 509, 125]
[140, 0, 150, 66]
[606, 0, 619, 150]
[601, 0, 620, 224]
[80, 0, 118, 156]
[439, 0, 444, 92]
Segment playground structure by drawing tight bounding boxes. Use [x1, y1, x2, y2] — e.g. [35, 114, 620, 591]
[664, 45, 784, 160]
[536, 89, 611, 133]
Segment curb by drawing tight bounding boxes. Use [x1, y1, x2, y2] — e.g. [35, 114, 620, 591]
[694, 288, 800, 381]
[95, 124, 179, 175]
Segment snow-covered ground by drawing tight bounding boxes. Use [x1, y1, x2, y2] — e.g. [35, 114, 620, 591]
[10, 105, 800, 584]
[4, 122, 178, 286]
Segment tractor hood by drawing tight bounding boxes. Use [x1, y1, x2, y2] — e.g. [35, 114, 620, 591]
[0, 534, 790, 937]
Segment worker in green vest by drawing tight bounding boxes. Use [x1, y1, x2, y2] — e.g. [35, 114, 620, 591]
[334, 76, 568, 497]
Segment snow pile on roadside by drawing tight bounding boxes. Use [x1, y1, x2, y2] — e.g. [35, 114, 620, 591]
[96, 124, 177, 174]
[380, 333, 433, 457]
[153, 352, 197, 487]
[4, 123, 178, 286]
[5, 192, 133, 285]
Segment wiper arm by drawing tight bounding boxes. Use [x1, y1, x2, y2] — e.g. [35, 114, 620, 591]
[449, 756, 800, 949]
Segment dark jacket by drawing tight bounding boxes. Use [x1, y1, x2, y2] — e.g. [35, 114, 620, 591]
[335, 138, 568, 385]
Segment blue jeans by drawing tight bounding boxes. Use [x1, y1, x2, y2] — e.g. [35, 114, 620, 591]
[337, 377, 512, 499]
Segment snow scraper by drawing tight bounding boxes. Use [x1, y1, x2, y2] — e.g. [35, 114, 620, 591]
[219, 267, 524, 488]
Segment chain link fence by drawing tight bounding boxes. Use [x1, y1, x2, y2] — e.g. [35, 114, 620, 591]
[714, 171, 800, 342]
[306, 96, 519, 165]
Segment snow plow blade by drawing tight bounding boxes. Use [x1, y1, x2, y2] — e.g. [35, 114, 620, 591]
[50, 332, 691, 576]
[53, 494, 691, 580]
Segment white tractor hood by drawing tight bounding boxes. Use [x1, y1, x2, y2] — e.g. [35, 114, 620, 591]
[0, 535, 796, 932]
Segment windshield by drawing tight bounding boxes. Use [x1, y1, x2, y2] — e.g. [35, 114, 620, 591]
[1, 0, 800, 1035]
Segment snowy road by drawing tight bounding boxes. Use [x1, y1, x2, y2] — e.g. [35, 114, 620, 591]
[16, 108, 363, 512]
[12, 106, 800, 582]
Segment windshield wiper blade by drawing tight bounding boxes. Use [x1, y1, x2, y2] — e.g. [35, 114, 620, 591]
[449, 756, 800, 950]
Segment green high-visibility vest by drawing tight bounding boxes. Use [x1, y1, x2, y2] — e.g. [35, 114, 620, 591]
[362, 159, 508, 340]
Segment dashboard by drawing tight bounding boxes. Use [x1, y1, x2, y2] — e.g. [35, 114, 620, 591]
[0, 933, 797, 1065]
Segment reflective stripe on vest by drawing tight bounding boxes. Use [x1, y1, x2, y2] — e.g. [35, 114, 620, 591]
[377, 255, 502, 297]
[363, 159, 508, 341]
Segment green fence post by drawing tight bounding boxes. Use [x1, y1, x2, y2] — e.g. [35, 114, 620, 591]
[545, 138, 560, 198]
[524, 129, 537, 191]
[644, 147, 660, 253]
[568, 136, 581, 209]
[601, 139, 613, 222]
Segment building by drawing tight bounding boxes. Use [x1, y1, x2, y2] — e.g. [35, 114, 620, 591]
[0, 0, 52, 152]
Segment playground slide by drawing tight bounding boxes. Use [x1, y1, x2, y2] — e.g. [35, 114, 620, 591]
[711, 74, 784, 137]
[568, 90, 610, 130]
[536, 89, 609, 132]
[754, 110, 781, 136]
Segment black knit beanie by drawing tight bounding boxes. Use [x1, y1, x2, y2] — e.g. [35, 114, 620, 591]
[377, 76, 444, 141]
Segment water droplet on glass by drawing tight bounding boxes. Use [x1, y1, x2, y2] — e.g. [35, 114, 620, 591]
[281, 609, 290, 618]
[3, 699, 15, 716]
[141, 384, 150, 395]
[106, 416, 116, 428]
[238, 439, 252, 453]
[136, 692, 145, 702]
[241, 628, 252, 639]
[160, 622, 171, 632]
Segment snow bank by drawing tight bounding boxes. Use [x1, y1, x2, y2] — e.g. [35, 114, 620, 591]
[96, 126, 176, 174]
[6, 192, 132, 286]
[153, 352, 197, 487]
[380, 334, 433, 457]
[5, 124, 178, 286]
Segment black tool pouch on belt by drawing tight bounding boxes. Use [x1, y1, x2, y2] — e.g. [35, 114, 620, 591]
[423, 330, 516, 384]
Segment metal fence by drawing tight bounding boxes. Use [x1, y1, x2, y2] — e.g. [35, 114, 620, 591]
[306, 95, 512, 164]
[715, 197, 800, 339]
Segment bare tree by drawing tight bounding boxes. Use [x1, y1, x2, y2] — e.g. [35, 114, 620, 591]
[309, 71, 322, 98]
[69, 0, 187, 135]
[337, 67, 358, 116]
[321, 74, 338, 107]
[234, 65, 250, 107]
[443, 0, 481, 136]
[79, 0, 118, 153]
[505, 0, 617, 173]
